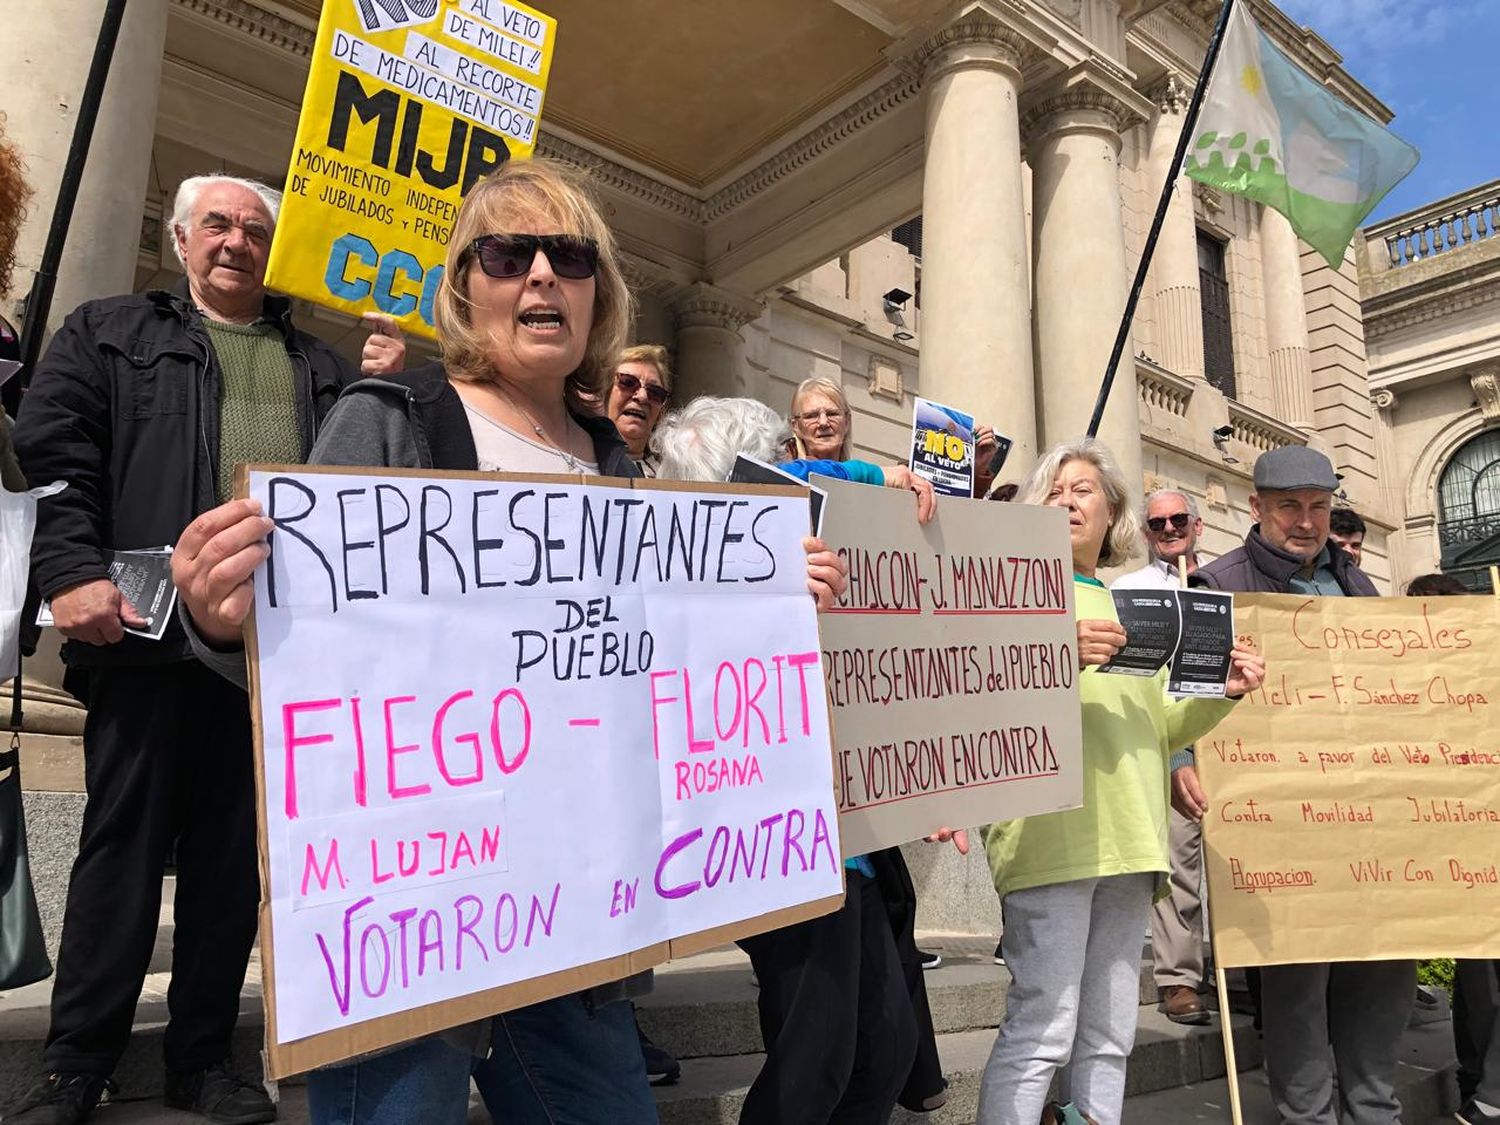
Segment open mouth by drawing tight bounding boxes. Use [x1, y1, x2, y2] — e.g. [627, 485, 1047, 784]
[518, 307, 565, 331]
[620, 404, 648, 422]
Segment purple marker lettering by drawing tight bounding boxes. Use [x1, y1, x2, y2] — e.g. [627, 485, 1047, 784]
[704, 825, 730, 889]
[417, 909, 444, 975]
[455, 894, 488, 970]
[655, 827, 703, 899]
[525, 884, 561, 945]
[811, 807, 837, 871]
[313, 895, 373, 1017]
[493, 892, 519, 953]
[391, 906, 418, 987]
[758, 813, 784, 878]
[359, 923, 391, 998]
[782, 808, 808, 875]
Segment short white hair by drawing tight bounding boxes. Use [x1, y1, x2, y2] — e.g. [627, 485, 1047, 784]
[1142, 488, 1200, 521]
[653, 396, 792, 483]
[1017, 437, 1141, 568]
[167, 175, 282, 267]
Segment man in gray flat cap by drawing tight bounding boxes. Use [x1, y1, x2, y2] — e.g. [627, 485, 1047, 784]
[1174, 445, 1412, 1125]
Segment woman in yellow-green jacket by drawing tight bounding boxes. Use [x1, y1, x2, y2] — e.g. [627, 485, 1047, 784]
[976, 438, 1266, 1125]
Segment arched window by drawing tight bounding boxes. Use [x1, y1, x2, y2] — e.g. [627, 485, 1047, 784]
[1437, 429, 1500, 590]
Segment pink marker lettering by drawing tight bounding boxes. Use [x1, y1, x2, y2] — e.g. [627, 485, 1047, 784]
[282, 697, 341, 820]
[384, 696, 430, 801]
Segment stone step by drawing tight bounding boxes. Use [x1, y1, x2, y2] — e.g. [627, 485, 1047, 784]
[635, 938, 1165, 1061]
[650, 1010, 1263, 1125]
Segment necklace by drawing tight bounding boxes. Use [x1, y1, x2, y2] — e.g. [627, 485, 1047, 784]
[481, 383, 582, 471]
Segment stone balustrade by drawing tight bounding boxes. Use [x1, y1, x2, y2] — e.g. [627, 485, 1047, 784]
[1136, 359, 1194, 418]
[1366, 181, 1500, 269]
[1228, 399, 1308, 454]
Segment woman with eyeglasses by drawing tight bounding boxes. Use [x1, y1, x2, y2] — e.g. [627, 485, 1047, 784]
[171, 158, 849, 1125]
[607, 343, 671, 476]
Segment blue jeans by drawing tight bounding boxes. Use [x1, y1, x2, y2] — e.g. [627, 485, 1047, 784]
[473, 994, 659, 1124]
[307, 1035, 472, 1125]
[306, 994, 657, 1125]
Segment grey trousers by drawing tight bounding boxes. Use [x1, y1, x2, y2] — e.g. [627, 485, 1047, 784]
[1261, 960, 1416, 1125]
[1149, 808, 1204, 990]
[1455, 959, 1500, 1110]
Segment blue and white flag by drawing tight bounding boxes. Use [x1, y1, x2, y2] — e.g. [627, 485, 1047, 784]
[1184, 2, 1419, 267]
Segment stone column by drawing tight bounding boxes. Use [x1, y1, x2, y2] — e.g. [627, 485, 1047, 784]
[670, 283, 765, 401]
[1260, 207, 1315, 428]
[1026, 64, 1151, 487]
[899, 4, 1038, 466]
[2, 0, 166, 732]
[1144, 74, 1205, 380]
[2, 0, 169, 334]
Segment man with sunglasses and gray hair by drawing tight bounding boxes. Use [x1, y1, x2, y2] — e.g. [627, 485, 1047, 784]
[10, 174, 403, 1125]
[1112, 489, 1211, 1027]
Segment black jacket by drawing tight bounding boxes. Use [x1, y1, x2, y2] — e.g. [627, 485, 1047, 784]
[312, 362, 641, 478]
[14, 281, 357, 666]
[1191, 526, 1378, 596]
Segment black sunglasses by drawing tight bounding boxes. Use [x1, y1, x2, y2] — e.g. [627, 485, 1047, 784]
[1146, 512, 1193, 532]
[468, 233, 600, 280]
[615, 372, 669, 406]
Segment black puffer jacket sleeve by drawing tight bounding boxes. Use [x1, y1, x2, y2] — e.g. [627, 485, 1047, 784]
[13, 305, 114, 599]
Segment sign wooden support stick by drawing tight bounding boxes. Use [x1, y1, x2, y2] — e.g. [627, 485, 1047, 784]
[1490, 565, 1499, 596]
[1177, 556, 1189, 586]
[1214, 963, 1246, 1125]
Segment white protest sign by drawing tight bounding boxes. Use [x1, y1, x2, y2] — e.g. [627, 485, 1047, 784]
[813, 476, 1084, 855]
[244, 467, 843, 1075]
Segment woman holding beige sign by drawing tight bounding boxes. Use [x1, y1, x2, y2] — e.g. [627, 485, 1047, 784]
[974, 438, 1266, 1125]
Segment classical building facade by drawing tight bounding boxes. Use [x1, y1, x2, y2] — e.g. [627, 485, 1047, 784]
[3, 0, 1408, 932]
[1359, 182, 1500, 593]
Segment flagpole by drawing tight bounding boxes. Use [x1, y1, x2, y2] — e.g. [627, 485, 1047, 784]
[1085, 0, 1237, 439]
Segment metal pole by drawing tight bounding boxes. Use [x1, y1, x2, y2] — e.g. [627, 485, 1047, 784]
[15, 0, 130, 384]
[1085, 0, 1236, 438]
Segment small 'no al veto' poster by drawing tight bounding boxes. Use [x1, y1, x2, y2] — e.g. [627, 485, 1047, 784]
[265, 0, 557, 338]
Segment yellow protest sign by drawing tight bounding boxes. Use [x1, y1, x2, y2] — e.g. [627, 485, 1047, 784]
[265, 0, 557, 338]
[1201, 593, 1500, 967]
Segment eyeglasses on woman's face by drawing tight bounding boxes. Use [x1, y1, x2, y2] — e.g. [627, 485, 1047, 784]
[795, 408, 844, 425]
[467, 233, 600, 280]
[614, 371, 669, 405]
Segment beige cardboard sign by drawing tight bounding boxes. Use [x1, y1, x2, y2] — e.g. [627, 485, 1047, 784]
[240, 465, 844, 1077]
[1201, 593, 1500, 967]
[813, 475, 1084, 856]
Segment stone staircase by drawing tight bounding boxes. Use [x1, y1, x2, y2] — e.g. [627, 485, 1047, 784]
[0, 885, 1461, 1123]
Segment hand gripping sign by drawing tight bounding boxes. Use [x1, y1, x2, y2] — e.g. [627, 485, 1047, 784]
[265, 0, 557, 338]
[241, 466, 843, 1075]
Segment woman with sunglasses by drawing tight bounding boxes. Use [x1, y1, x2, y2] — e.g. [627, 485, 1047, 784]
[607, 343, 671, 476]
[171, 158, 845, 1125]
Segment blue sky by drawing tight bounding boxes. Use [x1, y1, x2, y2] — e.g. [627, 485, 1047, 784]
[1275, 0, 1496, 222]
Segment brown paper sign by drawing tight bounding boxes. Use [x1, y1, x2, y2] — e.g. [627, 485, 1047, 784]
[1201, 593, 1500, 967]
[814, 475, 1084, 856]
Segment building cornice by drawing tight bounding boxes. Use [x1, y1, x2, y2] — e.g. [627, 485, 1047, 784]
[172, 0, 313, 56]
[535, 134, 703, 222]
[1362, 276, 1500, 338]
[703, 72, 921, 222]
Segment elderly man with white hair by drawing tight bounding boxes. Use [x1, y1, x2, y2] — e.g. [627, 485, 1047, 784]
[10, 174, 403, 1125]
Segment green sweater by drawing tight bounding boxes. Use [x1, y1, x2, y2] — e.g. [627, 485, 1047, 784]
[982, 578, 1239, 897]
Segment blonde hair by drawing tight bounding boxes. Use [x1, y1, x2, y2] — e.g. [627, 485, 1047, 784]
[1017, 437, 1141, 568]
[789, 375, 852, 460]
[618, 342, 672, 394]
[434, 159, 633, 412]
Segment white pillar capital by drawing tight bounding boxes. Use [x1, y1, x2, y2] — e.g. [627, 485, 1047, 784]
[891, 2, 1054, 85]
[1370, 387, 1399, 414]
[1021, 62, 1153, 145]
[669, 283, 764, 336]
